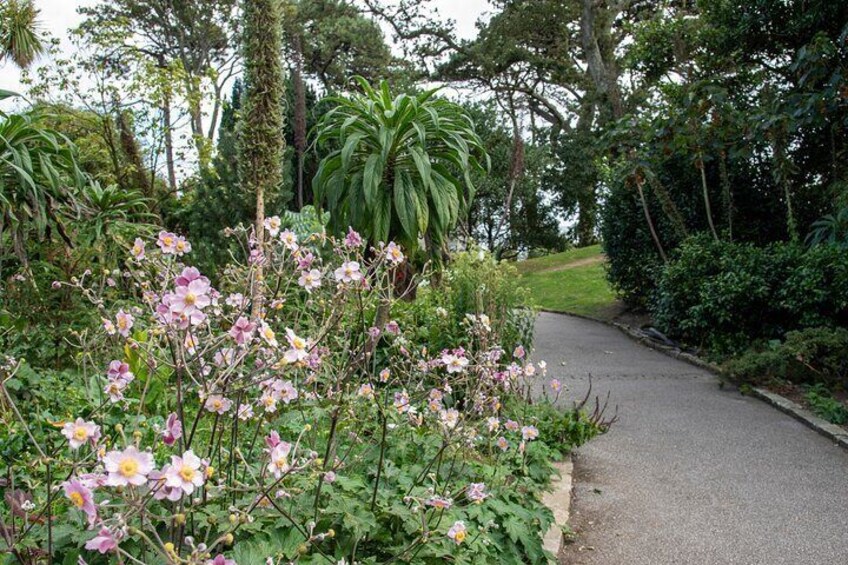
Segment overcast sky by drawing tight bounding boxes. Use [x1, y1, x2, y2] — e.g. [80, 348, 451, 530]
[0, 0, 491, 95]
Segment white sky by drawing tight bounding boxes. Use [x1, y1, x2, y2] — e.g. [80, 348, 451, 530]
[0, 0, 491, 95]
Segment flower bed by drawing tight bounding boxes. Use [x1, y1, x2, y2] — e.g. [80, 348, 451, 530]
[0, 224, 600, 564]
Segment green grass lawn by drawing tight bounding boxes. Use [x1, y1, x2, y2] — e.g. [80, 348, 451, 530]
[515, 245, 621, 320]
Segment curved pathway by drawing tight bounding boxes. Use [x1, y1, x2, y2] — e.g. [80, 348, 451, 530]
[533, 312, 848, 565]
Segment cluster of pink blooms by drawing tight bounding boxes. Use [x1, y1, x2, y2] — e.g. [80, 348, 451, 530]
[47, 228, 560, 559]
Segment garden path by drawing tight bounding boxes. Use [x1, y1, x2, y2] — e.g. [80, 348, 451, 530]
[532, 312, 848, 565]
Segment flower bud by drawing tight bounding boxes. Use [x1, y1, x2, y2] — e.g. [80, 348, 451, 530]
[174, 513, 186, 525]
[223, 533, 234, 546]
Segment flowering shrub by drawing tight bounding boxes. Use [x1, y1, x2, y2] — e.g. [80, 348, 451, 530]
[0, 222, 599, 564]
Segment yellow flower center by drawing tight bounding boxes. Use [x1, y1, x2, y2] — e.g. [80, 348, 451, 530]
[293, 337, 305, 349]
[69, 491, 85, 508]
[183, 292, 197, 306]
[212, 399, 222, 410]
[263, 396, 275, 407]
[133, 245, 142, 255]
[274, 456, 287, 470]
[73, 427, 88, 441]
[119, 458, 139, 478]
[179, 465, 196, 482]
[454, 530, 466, 543]
[176, 241, 186, 251]
[163, 236, 174, 246]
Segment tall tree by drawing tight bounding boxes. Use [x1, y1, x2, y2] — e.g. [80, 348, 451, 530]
[0, 0, 43, 69]
[77, 0, 240, 169]
[240, 0, 287, 314]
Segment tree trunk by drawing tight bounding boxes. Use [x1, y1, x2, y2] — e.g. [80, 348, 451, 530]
[162, 90, 178, 193]
[240, 0, 287, 317]
[293, 34, 308, 209]
[116, 109, 152, 198]
[636, 179, 668, 263]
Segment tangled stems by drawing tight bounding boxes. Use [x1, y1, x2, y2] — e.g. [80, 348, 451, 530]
[0, 226, 559, 564]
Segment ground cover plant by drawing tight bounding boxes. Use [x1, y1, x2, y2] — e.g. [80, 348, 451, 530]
[0, 227, 601, 564]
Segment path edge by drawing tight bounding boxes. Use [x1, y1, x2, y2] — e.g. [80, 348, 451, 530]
[538, 309, 848, 452]
[540, 456, 573, 562]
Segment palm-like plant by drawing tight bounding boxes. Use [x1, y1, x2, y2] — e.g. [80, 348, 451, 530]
[312, 77, 489, 256]
[0, 0, 44, 69]
[0, 93, 86, 261]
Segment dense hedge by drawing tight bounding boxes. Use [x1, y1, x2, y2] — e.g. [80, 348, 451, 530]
[650, 236, 848, 353]
[723, 327, 848, 388]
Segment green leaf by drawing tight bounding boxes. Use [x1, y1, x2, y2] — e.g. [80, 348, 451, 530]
[393, 170, 418, 243]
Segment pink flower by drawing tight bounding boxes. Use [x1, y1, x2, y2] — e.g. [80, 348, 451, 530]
[504, 420, 519, 432]
[205, 394, 233, 415]
[357, 383, 375, 399]
[425, 496, 453, 509]
[226, 293, 247, 309]
[259, 322, 279, 348]
[103, 379, 128, 403]
[62, 479, 97, 524]
[393, 390, 410, 414]
[85, 526, 121, 554]
[115, 309, 134, 338]
[149, 469, 184, 502]
[267, 441, 293, 478]
[384, 320, 400, 335]
[264, 215, 282, 237]
[296, 251, 315, 270]
[486, 417, 500, 432]
[513, 345, 526, 359]
[334, 261, 362, 284]
[265, 430, 282, 449]
[344, 227, 362, 248]
[440, 408, 460, 429]
[283, 328, 309, 363]
[214, 348, 236, 366]
[441, 352, 469, 374]
[106, 360, 134, 382]
[379, 368, 390, 382]
[157, 231, 178, 254]
[130, 238, 145, 260]
[170, 279, 211, 315]
[207, 556, 236, 565]
[496, 436, 509, 451]
[550, 378, 561, 393]
[163, 450, 204, 495]
[162, 413, 182, 446]
[103, 446, 154, 487]
[238, 404, 254, 421]
[521, 425, 539, 441]
[102, 318, 116, 335]
[297, 269, 322, 293]
[385, 242, 405, 265]
[272, 379, 298, 404]
[174, 266, 208, 288]
[174, 236, 192, 256]
[229, 316, 255, 345]
[280, 229, 299, 251]
[466, 482, 487, 502]
[61, 418, 100, 450]
[447, 520, 468, 545]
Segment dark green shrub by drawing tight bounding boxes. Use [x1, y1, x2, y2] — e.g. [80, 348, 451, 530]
[651, 236, 848, 353]
[723, 327, 848, 387]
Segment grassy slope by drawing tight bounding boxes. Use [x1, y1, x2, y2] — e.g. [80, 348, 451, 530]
[515, 245, 621, 320]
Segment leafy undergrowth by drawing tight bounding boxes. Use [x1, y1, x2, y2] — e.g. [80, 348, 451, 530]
[515, 246, 621, 320]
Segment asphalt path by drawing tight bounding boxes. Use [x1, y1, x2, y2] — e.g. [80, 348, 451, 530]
[533, 312, 848, 565]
